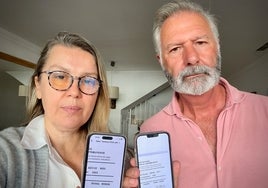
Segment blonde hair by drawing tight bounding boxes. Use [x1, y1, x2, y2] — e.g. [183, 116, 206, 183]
[26, 31, 110, 133]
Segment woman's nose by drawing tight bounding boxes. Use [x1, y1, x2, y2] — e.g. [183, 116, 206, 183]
[66, 79, 82, 98]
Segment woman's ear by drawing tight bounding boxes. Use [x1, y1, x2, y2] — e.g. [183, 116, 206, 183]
[34, 76, 42, 99]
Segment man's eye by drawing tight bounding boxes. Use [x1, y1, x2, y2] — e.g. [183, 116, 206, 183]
[170, 47, 180, 53]
[196, 41, 207, 45]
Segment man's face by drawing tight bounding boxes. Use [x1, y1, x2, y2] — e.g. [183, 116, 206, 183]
[158, 11, 221, 95]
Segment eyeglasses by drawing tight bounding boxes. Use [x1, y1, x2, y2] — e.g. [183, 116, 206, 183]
[39, 70, 102, 95]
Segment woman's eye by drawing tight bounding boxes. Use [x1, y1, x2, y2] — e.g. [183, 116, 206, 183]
[56, 75, 66, 79]
[83, 78, 96, 86]
[52, 73, 67, 80]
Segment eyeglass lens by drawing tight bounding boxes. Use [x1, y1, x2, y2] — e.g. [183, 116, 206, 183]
[47, 71, 100, 95]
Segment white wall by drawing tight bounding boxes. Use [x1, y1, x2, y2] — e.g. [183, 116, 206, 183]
[0, 27, 39, 85]
[0, 72, 27, 130]
[0, 27, 167, 132]
[228, 52, 268, 96]
[1, 27, 267, 132]
[0, 27, 40, 64]
[106, 71, 167, 133]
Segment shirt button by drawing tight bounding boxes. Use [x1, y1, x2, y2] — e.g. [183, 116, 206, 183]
[218, 166, 222, 171]
[197, 136, 203, 141]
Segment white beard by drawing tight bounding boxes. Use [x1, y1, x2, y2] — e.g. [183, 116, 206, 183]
[165, 61, 221, 95]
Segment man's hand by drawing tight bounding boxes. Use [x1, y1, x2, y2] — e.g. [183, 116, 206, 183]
[123, 158, 139, 187]
[123, 158, 180, 188]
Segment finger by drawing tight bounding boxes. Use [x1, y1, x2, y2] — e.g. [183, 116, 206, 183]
[122, 166, 139, 188]
[122, 176, 139, 188]
[130, 157, 137, 167]
[125, 166, 140, 178]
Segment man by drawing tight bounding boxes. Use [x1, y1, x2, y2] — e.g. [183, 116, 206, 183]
[123, 0, 268, 188]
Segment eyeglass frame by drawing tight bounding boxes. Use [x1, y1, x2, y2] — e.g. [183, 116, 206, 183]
[38, 70, 102, 95]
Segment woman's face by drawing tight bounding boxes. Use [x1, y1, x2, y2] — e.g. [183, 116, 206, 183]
[35, 45, 99, 132]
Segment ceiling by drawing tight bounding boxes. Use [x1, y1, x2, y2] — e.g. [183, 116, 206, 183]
[0, 0, 267, 78]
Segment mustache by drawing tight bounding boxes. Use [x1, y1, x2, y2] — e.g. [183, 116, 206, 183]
[180, 65, 211, 77]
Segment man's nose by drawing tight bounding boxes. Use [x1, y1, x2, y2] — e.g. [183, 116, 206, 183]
[183, 44, 199, 65]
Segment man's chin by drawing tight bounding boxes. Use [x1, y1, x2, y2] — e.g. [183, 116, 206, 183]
[172, 81, 215, 96]
[175, 89, 209, 96]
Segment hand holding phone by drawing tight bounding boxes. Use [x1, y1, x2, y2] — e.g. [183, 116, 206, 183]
[135, 131, 174, 188]
[82, 133, 126, 188]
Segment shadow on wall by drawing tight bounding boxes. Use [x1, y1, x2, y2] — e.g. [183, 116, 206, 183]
[0, 72, 27, 130]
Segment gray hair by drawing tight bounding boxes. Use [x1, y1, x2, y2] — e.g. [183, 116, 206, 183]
[152, 0, 220, 55]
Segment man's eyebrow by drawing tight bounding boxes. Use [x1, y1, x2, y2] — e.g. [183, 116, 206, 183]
[195, 35, 209, 40]
[165, 35, 211, 49]
[166, 42, 183, 49]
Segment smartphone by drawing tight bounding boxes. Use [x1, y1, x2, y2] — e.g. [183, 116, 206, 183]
[135, 131, 174, 188]
[82, 132, 126, 188]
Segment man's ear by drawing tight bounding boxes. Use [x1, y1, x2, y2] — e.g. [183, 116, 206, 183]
[156, 54, 165, 70]
[156, 54, 161, 62]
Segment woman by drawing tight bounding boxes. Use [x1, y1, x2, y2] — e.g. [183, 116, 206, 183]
[0, 31, 110, 187]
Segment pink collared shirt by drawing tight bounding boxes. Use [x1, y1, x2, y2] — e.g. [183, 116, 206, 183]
[140, 78, 268, 188]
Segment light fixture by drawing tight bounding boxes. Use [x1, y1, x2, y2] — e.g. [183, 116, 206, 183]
[18, 85, 29, 97]
[109, 86, 119, 109]
[108, 60, 120, 109]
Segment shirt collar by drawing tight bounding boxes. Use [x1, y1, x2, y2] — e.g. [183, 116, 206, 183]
[163, 77, 246, 117]
[219, 77, 245, 108]
[21, 115, 49, 150]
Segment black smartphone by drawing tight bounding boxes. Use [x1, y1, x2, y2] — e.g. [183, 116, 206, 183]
[135, 131, 174, 188]
[82, 132, 126, 188]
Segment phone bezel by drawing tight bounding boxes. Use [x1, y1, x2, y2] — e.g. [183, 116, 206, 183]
[81, 132, 127, 188]
[135, 131, 174, 188]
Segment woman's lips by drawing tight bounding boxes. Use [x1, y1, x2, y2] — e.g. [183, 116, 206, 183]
[62, 106, 81, 114]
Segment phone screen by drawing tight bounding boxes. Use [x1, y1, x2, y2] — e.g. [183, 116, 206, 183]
[135, 132, 173, 188]
[82, 133, 126, 188]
